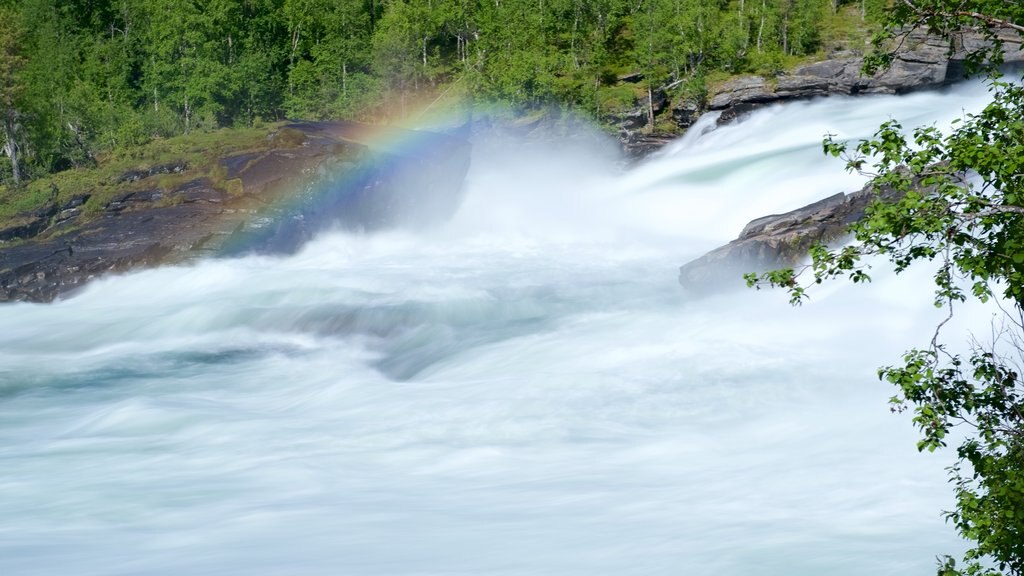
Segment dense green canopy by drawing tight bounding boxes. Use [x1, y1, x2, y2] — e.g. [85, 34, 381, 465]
[0, 0, 881, 184]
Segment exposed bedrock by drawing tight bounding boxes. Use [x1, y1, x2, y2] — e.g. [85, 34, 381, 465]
[710, 28, 1024, 123]
[0, 122, 471, 303]
[678, 180, 905, 293]
[608, 27, 1024, 147]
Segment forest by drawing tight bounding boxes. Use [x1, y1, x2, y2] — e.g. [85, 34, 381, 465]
[1, 0, 884, 185]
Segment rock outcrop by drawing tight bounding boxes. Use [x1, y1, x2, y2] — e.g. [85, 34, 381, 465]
[0, 122, 471, 303]
[678, 180, 905, 292]
[709, 28, 1024, 122]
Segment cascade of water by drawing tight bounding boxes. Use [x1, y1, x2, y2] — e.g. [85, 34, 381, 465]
[0, 81, 998, 575]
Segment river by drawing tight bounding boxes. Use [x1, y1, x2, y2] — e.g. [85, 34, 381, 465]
[0, 81, 998, 575]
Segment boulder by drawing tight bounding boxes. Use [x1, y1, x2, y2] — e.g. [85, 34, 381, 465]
[670, 100, 702, 130]
[708, 75, 773, 110]
[609, 107, 648, 131]
[620, 132, 677, 160]
[678, 180, 905, 293]
[773, 75, 831, 98]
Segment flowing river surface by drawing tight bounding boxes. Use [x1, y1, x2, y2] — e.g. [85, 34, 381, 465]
[0, 81, 1000, 575]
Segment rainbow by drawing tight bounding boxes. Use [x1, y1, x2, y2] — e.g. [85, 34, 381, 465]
[213, 119, 472, 257]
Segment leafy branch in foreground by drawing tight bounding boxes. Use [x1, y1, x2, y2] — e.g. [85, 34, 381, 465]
[748, 4, 1024, 574]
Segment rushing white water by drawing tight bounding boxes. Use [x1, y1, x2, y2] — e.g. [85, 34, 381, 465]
[0, 81, 1001, 575]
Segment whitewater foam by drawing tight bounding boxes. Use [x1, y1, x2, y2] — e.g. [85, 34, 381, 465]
[0, 79, 1002, 576]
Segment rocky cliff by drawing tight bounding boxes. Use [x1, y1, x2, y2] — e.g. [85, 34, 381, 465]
[609, 27, 1024, 152]
[0, 122, 471, 303]
[709, 28, 1024, 123]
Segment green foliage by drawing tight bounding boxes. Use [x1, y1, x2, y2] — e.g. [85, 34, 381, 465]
[0, 0, 872, 185]
[285, 0, 375, 119]
[596, 84, 639, 113]
[0, 123, 279, 223]
[0, 3, 26, 185]
[0, 180, 53, 220]
[750, 3, 1024, 574]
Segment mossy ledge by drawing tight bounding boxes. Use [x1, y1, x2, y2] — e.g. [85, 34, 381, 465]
[0, 122, 470, 303]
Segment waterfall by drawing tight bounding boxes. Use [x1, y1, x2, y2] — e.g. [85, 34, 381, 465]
[0, 80, 998, 576]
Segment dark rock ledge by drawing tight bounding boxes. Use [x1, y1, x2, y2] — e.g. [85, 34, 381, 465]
[709, 28, 1024, 124]
[609, 27, 1024, 156]
[0, 122, 470, 303]
[678, 179, 905, 293]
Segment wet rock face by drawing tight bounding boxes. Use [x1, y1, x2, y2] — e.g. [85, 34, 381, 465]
[0, 191, 231, 302]
[671, 100, 701, 130]
[606, 28, 1023, 157]
[678, 181, 906, 293]
[0, 122, 471, 303]
[709, 28, 1024, 122]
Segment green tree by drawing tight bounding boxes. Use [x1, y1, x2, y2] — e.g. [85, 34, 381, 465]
[17, 0, 98, 172]
[231, 0, 289, 124]
[284, 0, 374, 118]
[139, 0, 243, 132]
[371, 0, 430, 117]
[748, 2, 1024, 574]
[0, 4, 26, 185]
[633, 0, 678, 126]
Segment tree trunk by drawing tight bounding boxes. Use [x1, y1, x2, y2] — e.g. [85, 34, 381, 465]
[739, 0, 745, 37]
[2, 115, 21, 186]
[184, 95, 192, 133]
[782, 14, 789, 54]
[290, 26, 301, 67]
[571, 5, 580, 69]
[757, 0, 766, 51]
[647, 84, 655, 129]
[288, 25, 301, 94]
